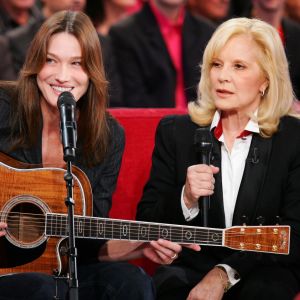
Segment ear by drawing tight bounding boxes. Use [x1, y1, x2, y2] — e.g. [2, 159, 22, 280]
[259, 78, 269, 95]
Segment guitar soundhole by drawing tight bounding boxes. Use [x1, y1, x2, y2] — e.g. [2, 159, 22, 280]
[7, 202, 44, 244]
[3, 197, 49, 249]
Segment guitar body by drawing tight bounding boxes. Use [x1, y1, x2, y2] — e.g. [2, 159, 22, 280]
[0, 152, 93, 275]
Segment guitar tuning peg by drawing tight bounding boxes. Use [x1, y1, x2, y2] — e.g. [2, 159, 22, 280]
[275, 215, 281, 225]
[241, 215, 248, 226]
[256, 216, 265, 225]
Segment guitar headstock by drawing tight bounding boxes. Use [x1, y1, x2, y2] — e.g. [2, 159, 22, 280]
[224, 225, 290, 255]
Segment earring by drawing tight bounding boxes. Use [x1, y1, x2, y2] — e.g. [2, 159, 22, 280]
[260, 89, 265, 97]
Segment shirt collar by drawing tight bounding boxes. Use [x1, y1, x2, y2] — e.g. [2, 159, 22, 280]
[210, 110, 260, 140]
[149, 0, 185, 29]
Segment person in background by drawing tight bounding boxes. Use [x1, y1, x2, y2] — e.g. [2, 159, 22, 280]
[85, 0, 141, 36]
[0, 10, 194, 300]
[187, 0, 231, 25]
[136, 17, 300, 300]
[241, 0, 300, 100]
[109, 0, 215, 108]
[0, 0, 86, 80]
[285, 0, 300, 23]
[0, 0, 42, 34]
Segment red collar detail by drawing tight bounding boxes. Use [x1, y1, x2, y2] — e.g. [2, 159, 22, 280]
[213, 120, 252, 140]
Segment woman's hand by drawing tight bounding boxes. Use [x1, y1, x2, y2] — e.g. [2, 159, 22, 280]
[143, 239, 201, 265]
[187, 268, 226, 300]
[98, 239, 200, 264]
[0, 222, 7, 237]
[184, 164, 219, 209]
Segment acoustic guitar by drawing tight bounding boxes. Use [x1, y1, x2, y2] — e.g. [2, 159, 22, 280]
[0, 152, 290, 276]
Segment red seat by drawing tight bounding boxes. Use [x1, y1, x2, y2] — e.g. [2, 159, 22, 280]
[109, 108, 186, 274]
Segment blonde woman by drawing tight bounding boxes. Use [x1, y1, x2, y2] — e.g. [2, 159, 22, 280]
[137, 17, 300, 300]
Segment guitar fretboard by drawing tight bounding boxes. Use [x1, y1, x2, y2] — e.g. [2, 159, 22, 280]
[46, 213, 223, 246]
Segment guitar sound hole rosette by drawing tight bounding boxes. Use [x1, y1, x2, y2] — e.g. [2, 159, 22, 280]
[1, 195, 50, 249]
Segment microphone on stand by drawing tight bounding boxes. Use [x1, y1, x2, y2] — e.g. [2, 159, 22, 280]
[194, 128, 213, 227]
[57, 91, 77, 162]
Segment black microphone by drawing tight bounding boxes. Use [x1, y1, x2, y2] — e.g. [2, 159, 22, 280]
[194, 128, 213, 227]
[57, 91, 77, 162]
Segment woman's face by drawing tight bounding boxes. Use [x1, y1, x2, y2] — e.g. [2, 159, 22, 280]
[37, 32, 89, 108]
[209, 34, 268, 115]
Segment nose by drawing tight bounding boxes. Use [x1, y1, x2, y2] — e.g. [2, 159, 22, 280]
[217, 65, 230, 83]
[55, 63, 71, 82]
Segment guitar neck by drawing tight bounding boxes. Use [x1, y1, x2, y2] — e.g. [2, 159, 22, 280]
[46, 213, 223, 246]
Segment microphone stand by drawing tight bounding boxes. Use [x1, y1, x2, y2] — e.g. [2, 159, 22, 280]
[56, 91, 79, 300]
[64, 159, 79, 300]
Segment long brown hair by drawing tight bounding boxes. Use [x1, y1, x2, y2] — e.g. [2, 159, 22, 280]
[10, 10, 109, 166]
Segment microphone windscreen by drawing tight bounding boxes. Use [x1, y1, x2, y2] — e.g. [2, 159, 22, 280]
[194, 128, 212, 152]
[57, 91, 76, 108]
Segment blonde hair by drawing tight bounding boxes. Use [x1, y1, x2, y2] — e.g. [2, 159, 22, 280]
[189, 17, 298, 137]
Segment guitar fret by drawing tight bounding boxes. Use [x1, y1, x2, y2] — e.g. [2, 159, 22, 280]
[148, 224, 159, 241]
[96, 219, 105, 239]
[104, 220, 113, 239]
[62, 216, 68, 236]
[129, 222, 140, 241]
[138, 223, 150, 241]
[171, 226, 184, 243]
[119, 221, 130, 240]
[76, 216, 85, 237]
[45, 214, 52, 236]
[83, 217, 91, 238]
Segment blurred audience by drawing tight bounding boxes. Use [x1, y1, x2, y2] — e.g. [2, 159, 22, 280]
[187, 0, 231, 24]
[86, 0, 143, 36]
[229, 0, 252, 16]
[109, 0, 215, 108]
[242, 0, 300, 99]
[285, 0, 300, 23]
[0, 0, 42, 34]
[0, 0, 86, 80]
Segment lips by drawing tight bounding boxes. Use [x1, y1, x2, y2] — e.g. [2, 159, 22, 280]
[216, 89, 233, 95]
[51, 85, 73, 93]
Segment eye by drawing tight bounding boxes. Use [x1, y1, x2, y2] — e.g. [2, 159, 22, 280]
[46, 57, 55, 64]
[211, 61, 222, 68]
[72, 61, 82, 66]
[234, 63, 245, 70]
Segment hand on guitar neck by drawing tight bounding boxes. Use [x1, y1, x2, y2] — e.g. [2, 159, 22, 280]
[0, 222, 7, 237]
[98, 239, 201, 264]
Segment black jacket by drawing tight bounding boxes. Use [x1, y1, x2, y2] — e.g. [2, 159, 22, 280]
[137, 114, 300, 280]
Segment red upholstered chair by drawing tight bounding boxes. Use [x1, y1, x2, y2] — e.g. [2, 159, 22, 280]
[108, 108, 186, 274]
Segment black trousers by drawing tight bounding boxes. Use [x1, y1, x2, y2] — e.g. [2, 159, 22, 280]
[0, 261, 155, 300]
[153, 264, 299, 300]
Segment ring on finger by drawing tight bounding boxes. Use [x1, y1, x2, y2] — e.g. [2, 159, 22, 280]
[171, 253, 177, 260]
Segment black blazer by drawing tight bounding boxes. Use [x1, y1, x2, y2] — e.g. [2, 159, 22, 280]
[136, 114, 300, 280]
[109, 4, 215, 107]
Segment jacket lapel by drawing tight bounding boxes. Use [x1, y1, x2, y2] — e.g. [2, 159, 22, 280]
[232, 134, 273, 225]
[209, 136, 226, 228]
[138, 4, 175, 70]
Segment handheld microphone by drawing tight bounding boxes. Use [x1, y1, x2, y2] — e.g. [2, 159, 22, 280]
[194, 128, 213, 227]
[57, 91, 77, 162]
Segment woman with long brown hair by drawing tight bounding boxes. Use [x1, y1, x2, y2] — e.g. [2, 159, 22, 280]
[0, 10, 189, 300]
